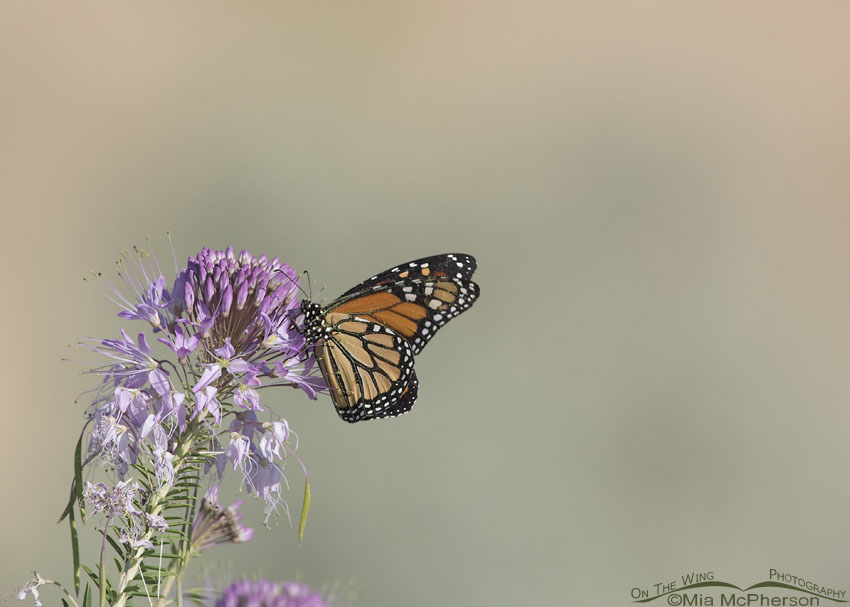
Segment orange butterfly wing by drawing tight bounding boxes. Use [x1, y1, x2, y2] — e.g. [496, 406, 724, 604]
[304, 254, 478, 422]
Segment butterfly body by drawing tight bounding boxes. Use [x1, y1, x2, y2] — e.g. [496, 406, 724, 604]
[301, 253, 479, 422]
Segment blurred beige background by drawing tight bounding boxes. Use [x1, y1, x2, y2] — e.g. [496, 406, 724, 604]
[2, 2, 850, 605]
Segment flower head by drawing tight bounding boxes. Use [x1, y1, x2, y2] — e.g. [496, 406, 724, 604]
[88, 412, 134, 476]
[93, 244, 178, 333]
[15, 572, 46, 607]
[191, 485, 254, 551]
[178, 247, 303, 359]
[83, 480, 165, 550]
[84, 480, 143, 518]
[91, 330, 171, 393]
[158, 325, 200, 362]
[82, 244, 324, 534]
[248, 457, 285, 525]
[215, 579, 327, 607]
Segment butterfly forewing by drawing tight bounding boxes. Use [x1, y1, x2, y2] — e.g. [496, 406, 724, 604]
[338, 253, 477, 298]
[331, 255, 480, 355]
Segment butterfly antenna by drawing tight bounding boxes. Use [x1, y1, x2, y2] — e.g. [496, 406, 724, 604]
[303, 269, 313, 301]
[273, 267, 311, 301]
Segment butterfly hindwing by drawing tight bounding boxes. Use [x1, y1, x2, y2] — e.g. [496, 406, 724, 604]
[314, 313, 418, 422]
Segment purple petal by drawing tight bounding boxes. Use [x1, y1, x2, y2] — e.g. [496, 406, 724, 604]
[183, 277, 195, 309]
[221, 283, 233, 315]
[214, 338, 235, 359]
[228, 358, 258, 375]
[140, 414, 158, 438]
[149, 368, 171, 396]
[193, 364, 222, 393]
[137, 333, 152, 356]
[115, 388, 133, 413]
[225, 433, 250, 470]
[236, 281, 249, 309]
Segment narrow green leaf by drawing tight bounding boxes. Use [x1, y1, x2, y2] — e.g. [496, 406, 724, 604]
[83, 583, 91, 607]
[61, 598, 70, 607]
[171, 481, 199, 489]
[185, 588, 209, 598]
[160, 530, 190, 540]
[105, 533, 125, 559]
[135, 549, 156, 558]
[80, 563, 114, 592]
[184, 458, 212, 466]
[160, 501, 196, 509]
[73, 432, 86, 521]
[69, 504, 81, 593]
[81, 564, 99, 585]
[57, 483, 75, 524]
[164, 492, 191, 501]
[299, 478, 311, 545]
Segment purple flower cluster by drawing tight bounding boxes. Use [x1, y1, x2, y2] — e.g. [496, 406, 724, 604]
[216, 580, 327, 607]
[85, 246, 325, 520]
[83, 480, 167, 550]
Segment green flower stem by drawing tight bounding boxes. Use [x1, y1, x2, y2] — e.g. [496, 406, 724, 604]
[112, 420, 204, 607]
[43, 577, 82, 607]
[99, 512, 114, 607]
[152, 476, 201, 607]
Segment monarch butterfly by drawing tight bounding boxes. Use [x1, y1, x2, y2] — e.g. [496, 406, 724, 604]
[300, 253, 479, 422]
